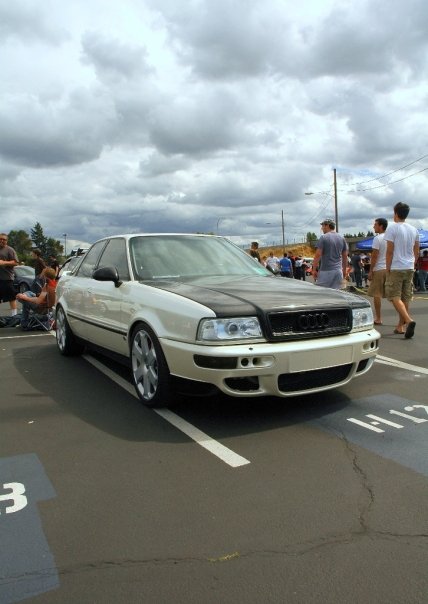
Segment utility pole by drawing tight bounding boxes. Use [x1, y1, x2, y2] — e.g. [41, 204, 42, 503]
[305, 168, 339, 231]
[281, 210, 285, 253]
[333, 168, 338, 232]
[216, 217, 225, 234]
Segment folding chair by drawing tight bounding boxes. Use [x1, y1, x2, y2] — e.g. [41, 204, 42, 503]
[25, 285, 56, 332]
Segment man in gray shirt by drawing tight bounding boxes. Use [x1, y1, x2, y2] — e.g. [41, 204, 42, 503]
[0, 233, 19, 316]
[312, 219, 348, 289]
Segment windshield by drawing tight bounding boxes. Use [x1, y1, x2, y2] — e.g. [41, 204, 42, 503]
[129, 235, 270, 280]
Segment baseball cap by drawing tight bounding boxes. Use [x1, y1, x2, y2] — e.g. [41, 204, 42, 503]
[320, 219, 335, 228]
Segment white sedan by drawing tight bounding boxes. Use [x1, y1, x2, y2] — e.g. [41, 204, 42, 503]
[55, 234, 380, 407]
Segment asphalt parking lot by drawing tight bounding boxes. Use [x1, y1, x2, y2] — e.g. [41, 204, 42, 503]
[1, 294, 427, 604]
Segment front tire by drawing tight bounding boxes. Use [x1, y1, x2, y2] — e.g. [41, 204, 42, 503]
[56, 306, 85, 356]
[130, 323, 173, 407]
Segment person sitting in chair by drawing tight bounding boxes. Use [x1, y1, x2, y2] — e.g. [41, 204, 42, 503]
[17, 267, 57, 330]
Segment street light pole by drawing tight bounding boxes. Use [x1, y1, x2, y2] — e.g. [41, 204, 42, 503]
[62, 233, 67, 257]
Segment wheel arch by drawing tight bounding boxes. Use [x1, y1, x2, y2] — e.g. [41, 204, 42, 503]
[128, 316, 163, 353]
[129, 320, 174, 407]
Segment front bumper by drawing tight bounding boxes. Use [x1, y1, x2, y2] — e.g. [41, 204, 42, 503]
[160, 329, 380, 398]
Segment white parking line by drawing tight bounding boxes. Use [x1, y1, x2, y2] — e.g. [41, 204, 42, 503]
[375, 355, 428, 375]
[154, 408, 251, 468]
[83, 354, 251, 468]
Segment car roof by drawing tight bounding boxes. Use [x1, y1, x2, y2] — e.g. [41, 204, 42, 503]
[92, 233, 221, 242]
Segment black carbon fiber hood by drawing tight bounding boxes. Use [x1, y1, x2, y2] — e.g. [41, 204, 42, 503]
[147, 275, 368, 317]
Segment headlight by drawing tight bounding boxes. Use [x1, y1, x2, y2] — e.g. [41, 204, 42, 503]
[352, 306, 374, 332]
[197, 317, 262, 341]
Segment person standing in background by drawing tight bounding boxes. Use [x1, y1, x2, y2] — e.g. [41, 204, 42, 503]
[0, 233, 19, 316]
[384, 202, 419, 339]
[350, 251, 364, 287]
[362, 255, 371, 286]
[266, 251, 280, 274]
[31, 248, 47, 293]
[249, 241, 261, 263]
[416, 250, 428, 292]
[312, 219, 348, 289]
[367, 218, 388, 325]
[294, 257, 303, 280]
[49, 255, 60, 279]
[279, 253, 293, 277]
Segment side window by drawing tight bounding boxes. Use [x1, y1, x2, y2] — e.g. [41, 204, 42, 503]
[97, 238, 130, 281]
[76, 241, 106, 278]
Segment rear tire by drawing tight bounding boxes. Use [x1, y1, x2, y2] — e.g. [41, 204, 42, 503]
[130, 323, 173, 407]
[56, 306, 85, 356]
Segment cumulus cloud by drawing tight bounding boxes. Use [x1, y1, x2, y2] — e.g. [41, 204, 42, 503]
[81, 32, 153, 83]
[0, 0, 427, 248]
[0, 1, 68, 45]
[0, 91, 115, 167]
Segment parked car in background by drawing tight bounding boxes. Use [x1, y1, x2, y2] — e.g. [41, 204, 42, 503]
[13, 265, 35, 294]
[56, 234, 379, 407]
[58, 254, 86, 279]
[70, 247, 89, 257]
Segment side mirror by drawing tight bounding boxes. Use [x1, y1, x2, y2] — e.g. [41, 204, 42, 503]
[92, 266, 123, 287]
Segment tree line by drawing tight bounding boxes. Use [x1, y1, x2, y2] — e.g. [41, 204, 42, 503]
[306, 230, 374, 242]
[6, 223, 64, 265]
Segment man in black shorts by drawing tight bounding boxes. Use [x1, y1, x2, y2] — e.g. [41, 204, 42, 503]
[0, 233, 19, 316]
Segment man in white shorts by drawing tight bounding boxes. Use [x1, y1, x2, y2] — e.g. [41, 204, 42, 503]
[384, 202, 419, 339]
[367, 217, 388, 325]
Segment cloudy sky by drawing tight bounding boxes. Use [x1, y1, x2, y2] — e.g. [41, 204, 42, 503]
[1, 0, 427, 250]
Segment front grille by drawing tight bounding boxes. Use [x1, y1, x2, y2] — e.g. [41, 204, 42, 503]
[278, 364, 353, 392]
[267, 308, 351, 340]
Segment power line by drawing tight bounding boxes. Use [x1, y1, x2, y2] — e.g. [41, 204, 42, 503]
[342, 152, 428, 187]
[352, 166, 428, 192]
[282, 155, 428, 235]
[286, 194, 332, 231]
[308, 153, 428, 196]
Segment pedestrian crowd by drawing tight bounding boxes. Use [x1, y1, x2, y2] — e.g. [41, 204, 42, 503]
[251, 242, 311, 280]
[0, 234, 59, 329]
[249, 201, 424, 340]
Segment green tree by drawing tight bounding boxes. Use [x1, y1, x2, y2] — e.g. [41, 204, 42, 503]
[306, 232, 317, 242]
[7, 230, 33, 262]
[46, 237, 64, 259]
[366, 230, 374, 237]
[30, 222, 48, 256]
[28, 222, 64, 261]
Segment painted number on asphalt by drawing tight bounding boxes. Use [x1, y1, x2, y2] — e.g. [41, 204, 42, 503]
[347, 404, 428, 433]
[0, 482, 28, 514]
